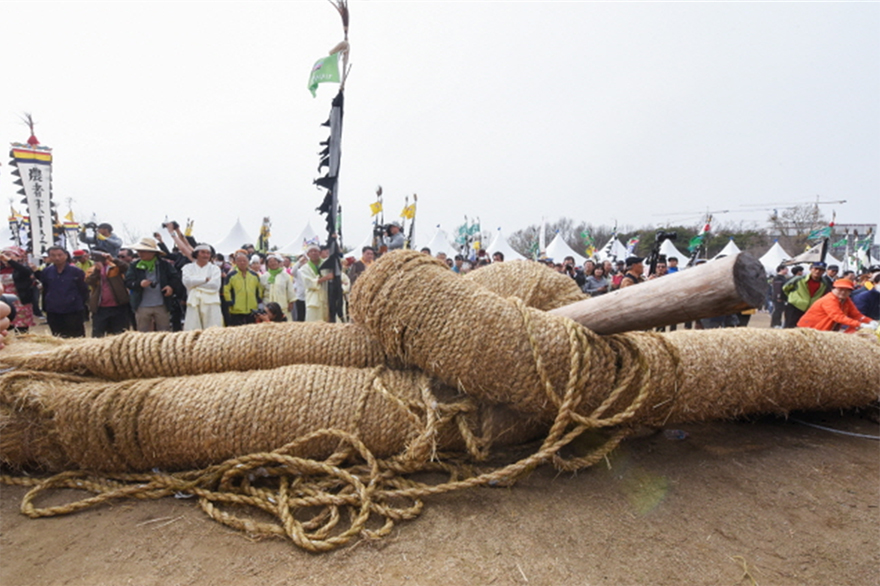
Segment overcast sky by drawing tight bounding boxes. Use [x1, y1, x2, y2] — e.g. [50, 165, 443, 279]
[2, 1, 878, 250]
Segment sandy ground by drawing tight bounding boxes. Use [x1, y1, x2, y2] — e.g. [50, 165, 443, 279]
[1, 313, 879, 586]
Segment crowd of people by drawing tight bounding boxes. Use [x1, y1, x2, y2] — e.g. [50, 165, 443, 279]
[0, 220, 877, 340]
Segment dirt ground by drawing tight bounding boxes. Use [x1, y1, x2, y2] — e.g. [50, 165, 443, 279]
[2, 313, 879, 586]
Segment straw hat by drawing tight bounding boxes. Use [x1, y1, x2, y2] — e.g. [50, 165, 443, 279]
[131, 237, 164, 255]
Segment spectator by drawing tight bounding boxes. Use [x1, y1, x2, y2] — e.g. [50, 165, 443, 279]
[782, 262, 828, 329]
[618, 256, 644, 289]
[125, 237, 181, 332]
[348, 247, 375, 287]
[798, 279, 875, 333]
[770, 264, 789, 328]
[79, 222, 123, 257]
[300, 244, 334, 322]
[583, 265, 609, 296]
[384, 223, 405, 251]
[35, 246, 88, 338]
[261, 253, 296, 321]
[181, 243, 224, 330]
[851, 272, 880, 320]
[0, 246, 36, 333]
[85, 251, 131, 337]
[667, 257, 679, 274]
[256, 301, 287, 323]
[223, 251, 264, 326]
[492, 251, 505, 263]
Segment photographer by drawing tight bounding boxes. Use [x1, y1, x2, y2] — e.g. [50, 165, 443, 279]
[79, 222, 122, 258]
[124, 237, 181, 332]
[384, 223, 405, 251]
[85, 251, 130, 337]
[562, 256, 586, 288]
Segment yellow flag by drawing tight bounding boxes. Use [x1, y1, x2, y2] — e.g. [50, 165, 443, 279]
[64, 210, 75, 222]
[185, 220, 194, 237]
[401, 204, 416, 219]
[369, 201, 383, 216]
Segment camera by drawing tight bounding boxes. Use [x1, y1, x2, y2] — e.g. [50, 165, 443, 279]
[83, 222, 98, 231]
[655, 230, 677, 243]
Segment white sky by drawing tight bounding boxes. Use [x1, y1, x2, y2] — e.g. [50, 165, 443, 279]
[2, 1, 878, 250]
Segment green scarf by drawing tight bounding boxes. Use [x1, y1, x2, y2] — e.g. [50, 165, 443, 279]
[267, 267, 284, 285]
[136, 257, 157, 272]
[309, 260, 321, 275]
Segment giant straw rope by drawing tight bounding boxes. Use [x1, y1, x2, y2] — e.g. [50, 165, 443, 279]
[1, 251, 877, 551]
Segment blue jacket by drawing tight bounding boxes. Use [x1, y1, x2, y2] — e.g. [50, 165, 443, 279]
[852, 287, 879, 320]
[36, 264, 88, 314]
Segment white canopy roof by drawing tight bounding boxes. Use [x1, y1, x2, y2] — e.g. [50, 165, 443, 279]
[213, 218, 255, 254]
[659, 238, 687, 263]
[759, 240, 791, 274]
[712, 238, 741, 260]
[486, 227, 525, 261]
[545, 232, 586, 266]
[596, 236, 628, 262]
[277, 222, 320, 255]
[423, 227, 458, 257]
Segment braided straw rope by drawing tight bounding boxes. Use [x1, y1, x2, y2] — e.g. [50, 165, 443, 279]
[0, 259, 581, 380]
[351, 251, 880, 423]
[2, 250, 878, 551]
[463, 259, 588, 310]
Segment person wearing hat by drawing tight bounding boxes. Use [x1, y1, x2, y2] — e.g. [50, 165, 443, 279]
[782, 262, 829, 329]
[260, 253, 296, 322]
[125, 237, 181, 332]
[384, 223, 405, 251]
[222, 251, 264, 326]
[852, 272, 880, 321]
[71, 249, 94, 274]
[79, 222, 122, 258]
[618, 256, 645, 289]
[797, 279, 876, 332]
[181, 243, 223, 330]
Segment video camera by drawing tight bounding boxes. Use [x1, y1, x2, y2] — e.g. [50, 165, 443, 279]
[647, 230, 677, 276]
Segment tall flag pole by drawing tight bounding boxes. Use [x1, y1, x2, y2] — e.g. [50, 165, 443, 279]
[311, 0, 349, 323]
[9, 114, 55, 259]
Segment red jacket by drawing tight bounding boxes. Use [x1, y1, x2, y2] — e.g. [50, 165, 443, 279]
[797, 292, 871, 332]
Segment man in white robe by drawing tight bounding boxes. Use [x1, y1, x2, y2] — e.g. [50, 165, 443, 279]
[181, 244, 224, 330]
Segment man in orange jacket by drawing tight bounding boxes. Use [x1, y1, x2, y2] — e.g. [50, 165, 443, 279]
[797, 279, 877, 333]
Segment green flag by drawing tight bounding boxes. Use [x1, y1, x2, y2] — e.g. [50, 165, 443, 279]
[807, 226, 831, 240]
[308, 53, 341, 98]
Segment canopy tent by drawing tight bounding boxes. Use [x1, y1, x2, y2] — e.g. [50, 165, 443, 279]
[785, 242, 842, 268]
[596, 236, 628, 262]
[277, 222, 320, 255]
[423, 227, 458, 257]
[213, 218, 255, 255]
[544, 232, 586, 266]
[759, 240, 791, 274]
[486, 228, 525, 261]
[659, 238, 687, 263]
[712, 237, 742, 260]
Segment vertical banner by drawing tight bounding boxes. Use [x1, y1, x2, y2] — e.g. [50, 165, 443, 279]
[9, 142, 54, 258]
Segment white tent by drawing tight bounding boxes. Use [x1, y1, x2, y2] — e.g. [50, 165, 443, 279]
[213, 218, 255, 254]
[277, 222, 320, 255]
[759, 240, 791, 274]
[423, 227, 458, 257]
[785, 242, 842, 268]
[659, 238, 687, 263]
[712, 237, 741, 260]
[596, 236, 628, 262]
[545, 232, 586, 266]
[486, 228, 525, 261]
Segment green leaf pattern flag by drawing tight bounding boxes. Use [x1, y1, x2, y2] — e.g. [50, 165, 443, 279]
[308, 52, 341, 97]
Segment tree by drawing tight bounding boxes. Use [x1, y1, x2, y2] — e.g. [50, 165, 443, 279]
[767, 205, 826, 254]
